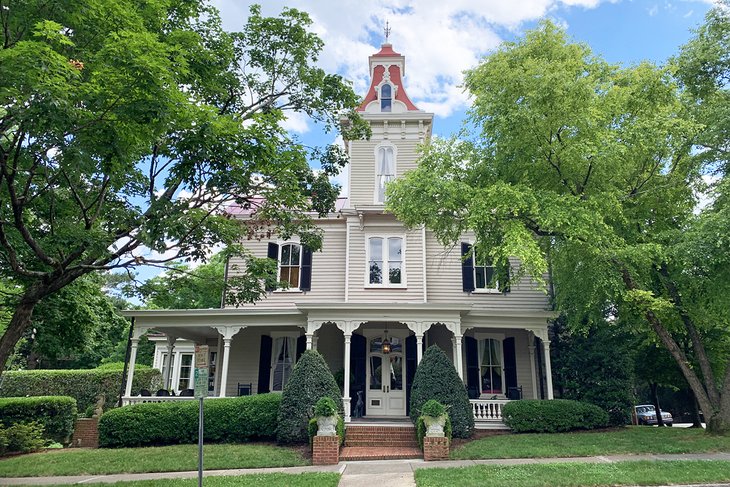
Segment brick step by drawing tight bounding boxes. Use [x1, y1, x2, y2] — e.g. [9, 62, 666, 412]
[339, 446, 423, 461]
[344, 440, 419, 448]
[344, 434, 417, 441]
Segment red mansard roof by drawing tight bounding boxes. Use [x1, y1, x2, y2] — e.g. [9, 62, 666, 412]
[357, 44, 419, 112]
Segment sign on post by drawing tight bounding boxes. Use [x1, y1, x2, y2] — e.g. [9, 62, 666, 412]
[193, 345, 209, 487]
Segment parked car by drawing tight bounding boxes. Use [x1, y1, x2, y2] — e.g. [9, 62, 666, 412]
[635, 405, 673, 426]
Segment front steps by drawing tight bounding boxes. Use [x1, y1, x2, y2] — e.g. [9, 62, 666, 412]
[340, 424, 422, 461]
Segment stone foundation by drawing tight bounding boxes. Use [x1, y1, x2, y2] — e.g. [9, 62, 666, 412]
[71, 418, 99, 448]
[312, 435, 340, 465]
[423, 436, 449, 461]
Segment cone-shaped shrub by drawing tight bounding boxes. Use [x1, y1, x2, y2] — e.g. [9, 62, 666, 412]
[276, 350, 343, 444]
[409, 345, 474, 438]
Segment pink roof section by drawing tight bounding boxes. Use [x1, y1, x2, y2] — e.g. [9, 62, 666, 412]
[226, 196, 349, 216]
[357, 44, 419, 112]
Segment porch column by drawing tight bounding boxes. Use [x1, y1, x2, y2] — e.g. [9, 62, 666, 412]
[164, 336, 177, 390]
[214, 326, 245, 398]
[125, 337, 139, 398]
[343, 333, 352, 423]
[453, 334, 464, 380]
[528, 339, 538, 399]
[416, 334, 424, 364]
[214, 334, 223, 396]
[542, 339, 554, 399]
[306, 333, 314, 350]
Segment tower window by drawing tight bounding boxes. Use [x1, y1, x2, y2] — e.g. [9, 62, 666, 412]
[380, 84, 392, 112]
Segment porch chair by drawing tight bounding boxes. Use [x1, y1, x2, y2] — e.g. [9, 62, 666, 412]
[237, 382, 252, 396]
[155, 389, 170, 397]
[179, 388, 194, 396]
[507, 386, 523, 400]
[139, 389, 152, 396]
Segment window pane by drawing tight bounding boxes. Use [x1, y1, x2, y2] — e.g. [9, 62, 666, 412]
[381, 84, 391, 98]
[389, 336, 402, 353]
[290, 244, 300, 264]
[282, 244, 291, 265]
[370, 238, 383, 260]
[370, 337, 383, 353]
[492, 366, 503, 392]
[490, 339, 501, 368]
[178, 354, 193, 390]
[272, 337, 294, 392]
[486, 267, 496, 288]
[381, 98, 392, 112]
[389, 262, 402, 284]
[369, 261, 383, 284]
[388, 238, 401, 261]
[389, 355, 403, 390]
[370, 356, 382, 390]
[475, 267, 486, 289]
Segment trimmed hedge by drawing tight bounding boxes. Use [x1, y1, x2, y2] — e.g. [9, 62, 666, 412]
[98, 393, 281, 448]
[0, 367, 161, 413]
[502, 399, 610, 433]
[409, 345, 474, 438]
[0, 396, 77, 444]
[277, 350, 343, 444]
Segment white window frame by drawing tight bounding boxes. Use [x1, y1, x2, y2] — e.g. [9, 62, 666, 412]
[374, 142, 397, 204]
[467, 241, 501, 294]
[365, 234, 406, 288]
[275, 240, 303, 293]
[379, 82, 393, 112]
[270, 332, 299, 392]
[177, 353, 194, 391]
[474, 333, 505, 397]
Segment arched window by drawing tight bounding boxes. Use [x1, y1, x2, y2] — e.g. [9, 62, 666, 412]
[376, 146, 395, 203]
[380, 83, 392, 112]
[279, 243, 301, 288]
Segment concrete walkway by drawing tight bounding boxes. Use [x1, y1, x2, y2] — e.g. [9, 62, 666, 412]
[3, 453, 730, 486]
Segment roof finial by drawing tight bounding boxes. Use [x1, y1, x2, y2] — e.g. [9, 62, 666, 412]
[384, 20, 391, 44]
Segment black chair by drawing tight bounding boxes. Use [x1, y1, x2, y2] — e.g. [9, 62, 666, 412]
[179, 388, 194, 397]
[237, 382, 252, 396]
[140, 389, 152, 397]
[155, 389, 170, 397]
[507, 386, 523, 400]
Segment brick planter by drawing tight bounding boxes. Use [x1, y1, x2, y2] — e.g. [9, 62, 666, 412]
[312, 435, 340, 465]
[71, 418, 99, 448]
[423, 436, 449, 461]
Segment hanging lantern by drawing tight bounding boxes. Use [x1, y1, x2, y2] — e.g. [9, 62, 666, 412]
[381, 330, 391, 354]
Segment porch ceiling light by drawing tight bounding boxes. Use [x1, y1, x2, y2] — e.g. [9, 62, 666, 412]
[382, 330, 391, 354]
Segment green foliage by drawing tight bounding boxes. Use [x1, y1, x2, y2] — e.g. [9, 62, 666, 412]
[0, 396, 77, 444]
[552, 318, 635, 426]
[409, 345, 473, 438]
[276, 350, 342, 444]
[0, 422, 46, 455]
[503, 399, 609, 433]
[0, 368, 161, 413]
[98, 393, 281, 448]
[313, 396, 338, 417]
[306, 416, 345, 447]
[416, 414, 453, 449]
[421, 399, 447, 417]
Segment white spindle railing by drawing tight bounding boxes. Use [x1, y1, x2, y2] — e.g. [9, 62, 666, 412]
[122, 396, 224, 406]
[470, 399, 510, 427]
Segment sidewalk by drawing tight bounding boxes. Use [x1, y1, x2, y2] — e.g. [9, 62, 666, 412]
[3, 452, 730, 486]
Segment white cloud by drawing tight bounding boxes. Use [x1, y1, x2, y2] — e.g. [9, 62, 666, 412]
[280, 111, 310, 134]
[648, 4, 660, 15]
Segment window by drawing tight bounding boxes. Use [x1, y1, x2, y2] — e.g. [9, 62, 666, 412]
[279, 243, 301, 288]
[177, 353, 193, 390]
[161, 353, 174, 383]
[478, 339, 503, 395]
[368, 236, 403, 286]
[461, 242, 509, 293]
[376, 146, 395, 203]
[474, 252, 498, 291]
[207, 351, 217, 393]
[380, 83, 392, 112]
[271, 336, 296, 392]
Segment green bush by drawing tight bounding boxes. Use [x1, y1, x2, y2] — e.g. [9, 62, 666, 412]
[314, 397, 338, 417]
[307, 416, 345, 447]
[415, 414, 452, 449]
[421, 399, 447, 417]
[0, 368, 161, 413]
[0, 396, 77, 444]
[409, 345, 474, 438]
[502, 399, 610, 433]
[1, 422, 46, 454]
[98, 393, 281, 448]
[277, 350, 343, 444]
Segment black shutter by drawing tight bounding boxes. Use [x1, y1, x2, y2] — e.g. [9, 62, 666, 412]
[351, 333, 367, 417]
[461, 243, 474, 292]
[300, 245, 313, 291]
[266, 243, 279, 291]
[405, 335, 417, 416]
[503, 337, 518, 394]
[296, 334, 306, 361]
[257, 335, 272, 394]
[498, 258, 511, 294]
[465, 336, 480, 399]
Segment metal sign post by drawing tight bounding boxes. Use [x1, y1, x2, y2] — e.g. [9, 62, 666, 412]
[194, 345, 209, 487]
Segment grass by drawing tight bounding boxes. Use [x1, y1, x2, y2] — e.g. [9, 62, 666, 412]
[37, 473, 340, 487]
[451, 426, 730, 459]
[0, 443, 307, 477]
[415, 460, 730, 487]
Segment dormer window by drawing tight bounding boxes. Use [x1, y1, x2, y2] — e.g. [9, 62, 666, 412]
[380, 83, 392, 112]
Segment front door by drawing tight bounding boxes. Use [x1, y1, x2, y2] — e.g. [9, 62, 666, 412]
[366, 332, 407, 416]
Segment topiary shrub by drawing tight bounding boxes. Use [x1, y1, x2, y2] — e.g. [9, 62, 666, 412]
[98, 393, 281, 448]
[0, 368, 161, 413]
[409, 345, 474, 438]
[277, 350, 343, 444]
[502, 399, 609, 433]
[0, 396, 77, 445]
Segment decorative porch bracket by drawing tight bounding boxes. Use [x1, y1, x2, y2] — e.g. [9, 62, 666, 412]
[214, 326, 246, 397]
[125, 326, 149, 398]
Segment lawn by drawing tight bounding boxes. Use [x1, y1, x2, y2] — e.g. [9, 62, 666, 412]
[415, 460, 730, 487]
[0, 443, 307, 477]
[41, 472, 340, 487]
[451, 426, 730, 459]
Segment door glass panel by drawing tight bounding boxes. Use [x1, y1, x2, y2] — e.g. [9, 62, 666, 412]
[370, 336, 383, 353]
[389, 355, 403, 390]
[389, 336, 402, 353]
[369, 356, 382, 390]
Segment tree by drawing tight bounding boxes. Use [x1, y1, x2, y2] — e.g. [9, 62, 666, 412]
[0, 1, 368, 372]
[388, 20, 730, 434]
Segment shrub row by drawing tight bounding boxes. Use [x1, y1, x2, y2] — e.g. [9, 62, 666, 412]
[0, 367, 161, 413]
[0, 396, 77, 444]
[98, 393, 281, 448]
[0, 422, 46, 456]
[503, 399, 609, 433]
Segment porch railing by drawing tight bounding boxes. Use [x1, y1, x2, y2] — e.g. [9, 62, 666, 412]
[122, 396, 223, 406]
[470, 399, 510, 428]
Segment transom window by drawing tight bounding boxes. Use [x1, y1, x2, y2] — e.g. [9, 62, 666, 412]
[271, 336, 296, 392]
[368, 237, 403, 286]
[376, 146, 395, 203]
[279, 243, 301, 288]
[478, 338, 503, 395]
[380, 83, 392, 112]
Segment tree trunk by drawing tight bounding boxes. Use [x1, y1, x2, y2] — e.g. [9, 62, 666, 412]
[689, 389, 704, 428]
[0, 296, 40, 376]
[650, 382, 665, 427]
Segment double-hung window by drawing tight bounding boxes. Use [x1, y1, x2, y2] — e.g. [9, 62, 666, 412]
[380, 83, 392, 112]
[478, 338, 503, 395]
[271, 335, 296, 392]
[474, 252, 498, 291]
[177, 353, 193, 390]
[279, 243, 301, 288]
[368, 236, 403, 286]
[376, 146, 395, 204]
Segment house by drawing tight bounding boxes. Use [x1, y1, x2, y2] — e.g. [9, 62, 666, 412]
[123, 42, 555, 428]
